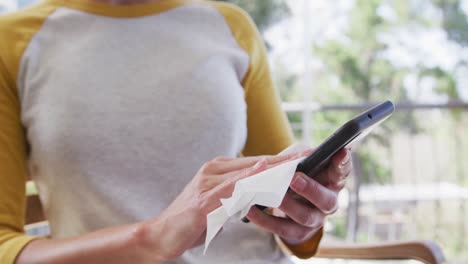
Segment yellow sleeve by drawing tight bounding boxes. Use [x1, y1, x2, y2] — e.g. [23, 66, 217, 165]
[211, 1, 293, 156]
[0, 4, 56, 263]
[211, 1, 323, 258]
[0, 49, 36, 264]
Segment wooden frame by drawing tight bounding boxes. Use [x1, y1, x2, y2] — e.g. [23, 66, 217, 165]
[26, 194, 45, 225]
[317, 241, 445, 264]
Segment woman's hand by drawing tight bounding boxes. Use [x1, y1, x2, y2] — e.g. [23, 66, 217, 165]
[16, 154, 297, 264]
[245, 148, 353, 245]
[135, 153, 299, 262]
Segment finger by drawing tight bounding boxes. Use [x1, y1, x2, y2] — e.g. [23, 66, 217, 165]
[199, 152, 297, 196]
[221, 157, 271, 181]
[290, 172, 338, 214]
[202, 156, 268, 174]
[315, 148, 352, 187]
[209, 153, 298, 175]
[300, 148, 314, 157]
[278, 193, 326, 228]
[266, 153, 297, 164]
[333, 148, 352, 174]
[329, 148, 352, 189]
[202, 160, 269, 213]
[246, 206, 321, 243]
[333, 163, 352, 190]
[263, 149, 313, 171]
[221, 153, 300, 180]
[332, 148, 351, 167]
[320, 162, 352, 192]
[263, 153, 302, 171]
[212, 156, 233, 162]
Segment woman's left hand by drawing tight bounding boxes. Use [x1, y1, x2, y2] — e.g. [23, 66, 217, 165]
[245, 148, 353, 245]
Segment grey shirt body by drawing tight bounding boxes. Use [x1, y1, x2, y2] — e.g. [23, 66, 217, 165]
[15, 1, 292, 263]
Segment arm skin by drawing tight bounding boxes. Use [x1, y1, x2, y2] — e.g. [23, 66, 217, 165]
[15, 154, 301, 264]
[16, 222, 162, 264]
[15, 149, 352, 264]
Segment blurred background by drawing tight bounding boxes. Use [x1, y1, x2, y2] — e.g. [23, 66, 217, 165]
[2, 0, 467, 263]
[226, 1, 468, 263]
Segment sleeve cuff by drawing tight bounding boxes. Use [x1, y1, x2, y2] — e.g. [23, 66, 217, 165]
[0, 234, 37, 264]
[275, 227, 324, 259]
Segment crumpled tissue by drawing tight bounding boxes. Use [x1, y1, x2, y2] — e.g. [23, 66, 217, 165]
[204, 143, 309, 254]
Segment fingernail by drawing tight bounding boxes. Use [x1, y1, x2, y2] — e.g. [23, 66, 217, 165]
[341, 150, 350, 165]
[253, 160, 264, 170]
[291, 173, 307, 191]
[338, 163, 344, 171]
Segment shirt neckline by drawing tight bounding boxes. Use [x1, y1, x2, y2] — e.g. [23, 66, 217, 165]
[45, 0, 192, 18]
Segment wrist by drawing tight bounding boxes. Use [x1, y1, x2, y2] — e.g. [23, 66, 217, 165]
[131, 219, 166, 263]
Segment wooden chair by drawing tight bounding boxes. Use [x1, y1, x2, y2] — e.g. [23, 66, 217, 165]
[25, 193, 446, 264]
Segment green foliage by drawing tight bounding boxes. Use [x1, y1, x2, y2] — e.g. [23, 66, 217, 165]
[419, 67, 459, 99]
[286, 112, 303, 139]
[314, 0, 465, 103]
[312, 0, 409, 184]
[419, 67, 464, 119]
[273, 61, 301, 101]
[221, 0, 465, 186]
[358, 147, 392, 183]
[217, 0, 289, 33]
[312, 111, 355, 143]
[311, 0, 468, 185]
[314, 0, 408, 103]
[329, 217, 347, 239]
[433, 0, 468, 47]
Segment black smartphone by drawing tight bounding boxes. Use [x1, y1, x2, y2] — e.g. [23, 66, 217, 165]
[242, 100, 394, 222]
[296, 100, 395, 178]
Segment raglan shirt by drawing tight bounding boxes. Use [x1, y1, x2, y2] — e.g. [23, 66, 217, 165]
[0, 0, 322, 263]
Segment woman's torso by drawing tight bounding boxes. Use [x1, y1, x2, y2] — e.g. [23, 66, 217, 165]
[12, 0, 290, 263]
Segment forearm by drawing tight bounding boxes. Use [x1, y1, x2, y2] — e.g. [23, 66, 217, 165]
[15, 220, 164, 264]
[13, 156, 278, 264]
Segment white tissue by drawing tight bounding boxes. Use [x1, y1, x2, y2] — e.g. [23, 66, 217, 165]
[204, 143, 309, 254]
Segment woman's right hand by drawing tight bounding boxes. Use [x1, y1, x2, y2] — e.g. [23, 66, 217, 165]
[136, 154, 297, 262]
[16, 154, 301, 264]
